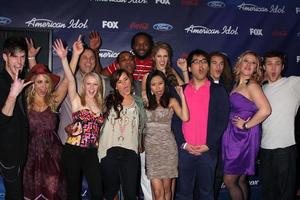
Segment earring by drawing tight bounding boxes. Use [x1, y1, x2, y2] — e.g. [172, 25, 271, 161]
[151, 91, 154, 95]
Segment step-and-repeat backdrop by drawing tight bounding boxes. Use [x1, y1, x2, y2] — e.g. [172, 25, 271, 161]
[0, 0, 299, 199]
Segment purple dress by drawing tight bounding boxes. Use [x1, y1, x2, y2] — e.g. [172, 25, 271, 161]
[23, 107, 66, 200]
[222, 92, 260, 175]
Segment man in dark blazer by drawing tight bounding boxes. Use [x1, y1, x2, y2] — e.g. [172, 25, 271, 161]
[0, 36, 31, 199]
[173, 49, 229, 200]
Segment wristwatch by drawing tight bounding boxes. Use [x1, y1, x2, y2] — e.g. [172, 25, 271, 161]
[243, 123, 249, 130]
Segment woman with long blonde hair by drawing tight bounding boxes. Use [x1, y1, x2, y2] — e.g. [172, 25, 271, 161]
[222, 51, 271, 200]
[23, 37, 83, 200]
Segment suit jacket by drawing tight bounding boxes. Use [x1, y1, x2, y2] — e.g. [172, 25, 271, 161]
[0, 69, 29, 166]
[172, 81, 230, 156]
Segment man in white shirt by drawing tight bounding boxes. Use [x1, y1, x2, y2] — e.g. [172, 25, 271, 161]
[261, 51, 300, 200]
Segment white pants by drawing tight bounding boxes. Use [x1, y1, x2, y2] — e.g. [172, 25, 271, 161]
[140, 152, 152, 200]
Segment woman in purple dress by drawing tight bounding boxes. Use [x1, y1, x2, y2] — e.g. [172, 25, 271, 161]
[222, 51, 271, 200]
[23, 37, 83, 199]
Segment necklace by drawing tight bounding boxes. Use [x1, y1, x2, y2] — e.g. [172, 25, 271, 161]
[33, 102, 47, 112]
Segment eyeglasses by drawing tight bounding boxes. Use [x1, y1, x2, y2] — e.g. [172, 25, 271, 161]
[191, 59, 208, 65]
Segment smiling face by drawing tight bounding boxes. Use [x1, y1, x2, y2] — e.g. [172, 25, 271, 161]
[116, 72, 132, 97]
[264, 56, 284, 83]
[79, 49, 96, 74]
[83, 75, 99, 98]
[33, 74, 52, 97]
[117, 51, 135, 74]
[153, 48, 169, 72]
[210, 55, 224, 81]
[132, 35, 151, 59]
[150, 75, 165, 100]
[3, 50, 26, 79]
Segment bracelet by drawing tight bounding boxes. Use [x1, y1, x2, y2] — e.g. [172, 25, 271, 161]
[182, 70, 187, 72]
[28, 57, 35, 60]
[243, 123, 249, 130]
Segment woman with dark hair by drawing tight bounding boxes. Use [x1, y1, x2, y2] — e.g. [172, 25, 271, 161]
[98, 69, 147, 200]
[222, 51, 271, 200]
[144, 70, 189, 200]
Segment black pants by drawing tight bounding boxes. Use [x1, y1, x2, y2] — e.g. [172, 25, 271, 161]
[101, 147, 139, 200]
[260, 145, 297, 200]
[213, 153, 223, 200]
[0, 161, 23, 200]
[62, 144, 102, 200]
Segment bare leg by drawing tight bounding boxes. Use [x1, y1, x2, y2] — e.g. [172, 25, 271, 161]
[238, 175, 248, 200]
[151, 178, 165, 200]
[162, 178, 172, 200]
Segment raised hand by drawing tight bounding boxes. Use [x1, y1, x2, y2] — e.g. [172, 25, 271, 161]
[72, 35, 84, 56]
[177, 58, 188, 72]
[25, 37, 41, 58]
[89, 31, 101, 50]
[53, 39, 68, 59]
[10, 70, 32, 98]
[175, 86, 184, 97]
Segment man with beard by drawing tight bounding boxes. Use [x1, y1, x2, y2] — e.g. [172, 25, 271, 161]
[98, 32, 154, 97]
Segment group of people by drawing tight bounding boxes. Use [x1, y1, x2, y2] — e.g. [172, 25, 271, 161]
[0, 31, 299, 200]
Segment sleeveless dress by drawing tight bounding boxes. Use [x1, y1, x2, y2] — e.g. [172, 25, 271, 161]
[23, 107, 66, 200]
[222, 92, 260, 175]
[144, 107, 178, 179]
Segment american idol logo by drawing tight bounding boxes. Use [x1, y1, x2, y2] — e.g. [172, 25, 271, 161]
[185, 25, 220, 34]
[237, 3, 285, 14]
[99, 49, 119, 58]
[0, 16, 12, 25]
[153, 23, 173, 31]
[25, 18, 66, 28]
[207, 1, 226, 8]
[185, 25, 238, 35]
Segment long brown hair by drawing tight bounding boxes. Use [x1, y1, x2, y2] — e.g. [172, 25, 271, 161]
[151, 42, 178, 87]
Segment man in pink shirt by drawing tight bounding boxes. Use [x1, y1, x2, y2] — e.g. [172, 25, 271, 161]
[173, 49, 229, 200]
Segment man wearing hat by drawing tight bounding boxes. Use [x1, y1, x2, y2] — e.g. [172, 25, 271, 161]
[0, 36, 31, 199]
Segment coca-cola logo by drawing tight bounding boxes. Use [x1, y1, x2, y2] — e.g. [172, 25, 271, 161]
[129, 22, 149, 30]
[181, 0, 199, 6]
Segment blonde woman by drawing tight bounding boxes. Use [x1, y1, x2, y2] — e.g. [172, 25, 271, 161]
[23, 37, 83, 200]
[222, 51, 271, 200]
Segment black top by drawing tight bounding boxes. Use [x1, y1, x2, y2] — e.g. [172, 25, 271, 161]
[0, 68, 29, 166]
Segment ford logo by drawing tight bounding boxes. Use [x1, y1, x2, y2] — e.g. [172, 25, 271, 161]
[0, 16, 12, 25]
[297, 32, 300, 38]
[153, 23, 173, 31]
[207, 1, 226, 8]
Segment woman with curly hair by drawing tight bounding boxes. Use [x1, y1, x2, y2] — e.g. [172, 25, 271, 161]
[23, 37, 83, 200]
[222, 51, 271, 200]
